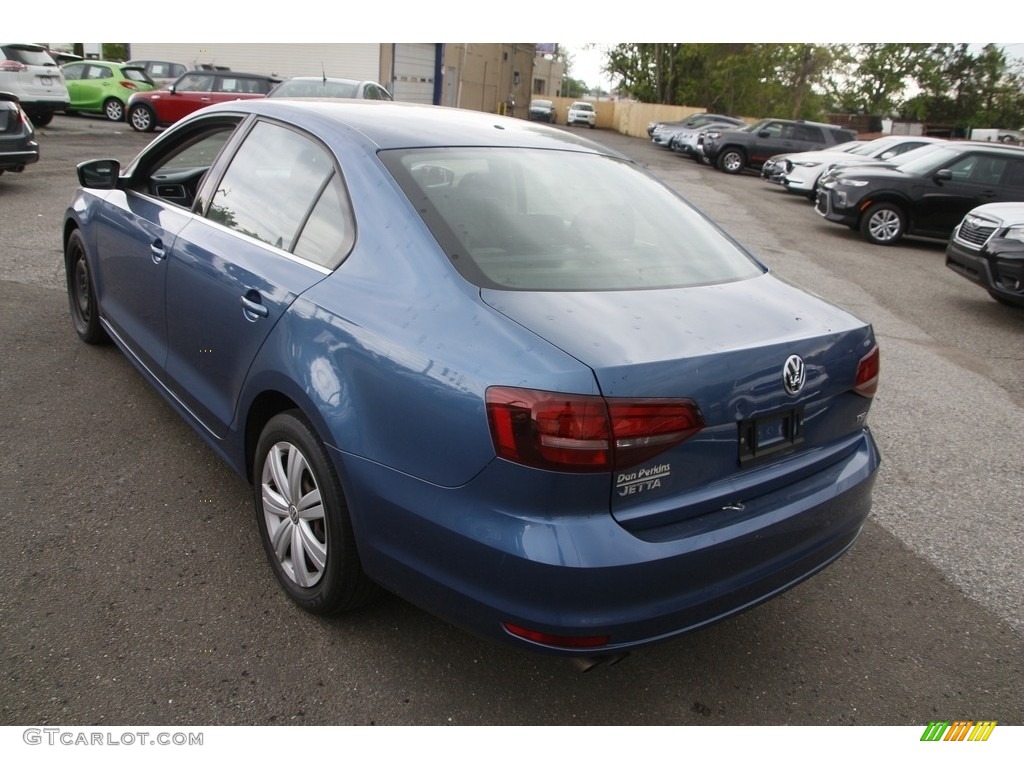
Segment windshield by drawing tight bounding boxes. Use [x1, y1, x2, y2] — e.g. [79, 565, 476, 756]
[381, 147, 764, 292]
[829, 141, 866, 154]
[887, 145, 962, 174]
[736, 120, 768, 133]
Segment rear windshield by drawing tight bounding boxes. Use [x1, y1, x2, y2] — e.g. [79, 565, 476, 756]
[122, 67, 153, 84]
[381, 147, 764, 291]
[274, 80, 358, 98]
[1, 45, 56, 67]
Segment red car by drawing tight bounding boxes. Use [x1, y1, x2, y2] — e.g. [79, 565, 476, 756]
[126, 70, 279, 132]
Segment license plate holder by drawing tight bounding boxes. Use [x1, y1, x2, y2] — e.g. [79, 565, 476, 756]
[739, 408, 804, 465]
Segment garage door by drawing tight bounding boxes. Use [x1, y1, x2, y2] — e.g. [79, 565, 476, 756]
[392, 44, 438, 104]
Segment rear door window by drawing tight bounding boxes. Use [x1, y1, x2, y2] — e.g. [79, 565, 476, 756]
[205, 120, 354, 268]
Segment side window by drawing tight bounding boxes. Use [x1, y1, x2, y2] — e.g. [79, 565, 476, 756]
[946, 155, 978, 181]
[176, 74, 214, 92]
[217, 77, 267, 94]
[138, 123, 239, 209]
[292, 174, 354, 269]
[969, 155, 1008, 185]
[759, 122, 785, 139]
[893, 141, 924, 156]
[206, 121, 346, 262]
[215, 77, 241, 93]
[63, 63, 85, 80]
[87, 66, 112, 80]
[1005, 160, 1024, 190]
[795, 126, 824, 142]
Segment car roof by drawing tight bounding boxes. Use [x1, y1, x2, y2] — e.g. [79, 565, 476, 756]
[942, 140, 1024, 153]
[281, 76, 362, 84]
[191, 99, 624, 155]
[61, 59, 133, 69]
[180, 70, 279, 80]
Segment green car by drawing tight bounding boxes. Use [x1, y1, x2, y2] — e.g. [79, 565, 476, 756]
[61, 60, 155, 121]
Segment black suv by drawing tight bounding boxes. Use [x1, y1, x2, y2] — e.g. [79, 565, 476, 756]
[946, 203, 1024, 306]
[816, 142, 1024, 246]
[702, 118, 856, 174]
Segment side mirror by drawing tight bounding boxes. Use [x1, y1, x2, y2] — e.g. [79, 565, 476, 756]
[77, 159, 121, 189]
[934, 169, 954, 182]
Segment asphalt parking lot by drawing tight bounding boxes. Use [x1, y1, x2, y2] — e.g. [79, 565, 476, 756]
[1, 114, 1022, 727]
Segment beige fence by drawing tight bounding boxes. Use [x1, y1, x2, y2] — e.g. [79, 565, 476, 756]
[539, 97, 750, 138]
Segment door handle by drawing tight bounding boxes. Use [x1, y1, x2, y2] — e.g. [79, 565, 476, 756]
[241, 292, 269, 321]
[150, 240, 166, 263]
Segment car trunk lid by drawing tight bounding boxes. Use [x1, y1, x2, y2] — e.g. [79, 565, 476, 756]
[481, 273, 877, 530]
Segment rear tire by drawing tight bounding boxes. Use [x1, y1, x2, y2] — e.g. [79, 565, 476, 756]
[104, 98, 124, 122]
[254, 411, 380, 615]
[29, 110, 54, 127]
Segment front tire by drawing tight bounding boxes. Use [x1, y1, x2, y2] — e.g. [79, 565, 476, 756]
[128, 104, 156, 132]
[65, 229, 108, 344]
[717, 147, 746, 174]
[254, 411, 379, 615]
[860, 202, 906, 245]
[104, 98, 124, 122]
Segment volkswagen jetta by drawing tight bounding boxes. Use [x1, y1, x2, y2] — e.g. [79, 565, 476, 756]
[64, 100, 881, 659]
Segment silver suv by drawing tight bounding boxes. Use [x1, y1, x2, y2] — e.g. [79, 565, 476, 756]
[0, 43, 69, 126]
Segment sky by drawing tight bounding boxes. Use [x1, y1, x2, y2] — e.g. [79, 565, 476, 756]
[8, 1, 1023, 87]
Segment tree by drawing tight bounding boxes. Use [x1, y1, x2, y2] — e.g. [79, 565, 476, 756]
[823, 44, 929, 115]
[604, 43, 842, 119]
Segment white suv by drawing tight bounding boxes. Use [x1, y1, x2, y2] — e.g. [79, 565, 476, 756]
[566, 101, 596, 129]
[0, 43, 69, 126]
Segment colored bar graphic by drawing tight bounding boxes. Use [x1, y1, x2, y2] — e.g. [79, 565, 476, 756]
[920, 720, 996, 742]
[921, 721, 950, 741]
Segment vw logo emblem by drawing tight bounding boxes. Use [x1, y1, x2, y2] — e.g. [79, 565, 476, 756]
[783, 355, 806, 395]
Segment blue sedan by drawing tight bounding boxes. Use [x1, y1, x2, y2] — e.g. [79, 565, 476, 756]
[63, 100, 881, 661]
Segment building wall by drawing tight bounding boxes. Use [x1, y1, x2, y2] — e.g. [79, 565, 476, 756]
[126, 43, 538, 113]
[126, 43, 384, 82]
[531, 54, 564, 97]
[443, 44, 535, 116]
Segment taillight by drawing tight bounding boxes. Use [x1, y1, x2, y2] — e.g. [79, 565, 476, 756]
[0, 59, 28, 72]
[120, 81, 139, 91]
[853, 344, 880, 398]
[485, 386, 704, 473]
[502, 622, 609, 649]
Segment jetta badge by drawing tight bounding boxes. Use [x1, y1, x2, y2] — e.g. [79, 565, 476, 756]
[783, 355, 806, 395]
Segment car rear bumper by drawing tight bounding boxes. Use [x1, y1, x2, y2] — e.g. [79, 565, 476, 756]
[336, 429, 880, 655]
[22, 100, 68, 114]
[0, 147, 39, 169]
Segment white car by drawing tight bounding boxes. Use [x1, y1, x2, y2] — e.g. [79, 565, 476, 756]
[765, 136, 949, 199]
[0, 43, 68, 126]
[566, 101, 596, 128]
